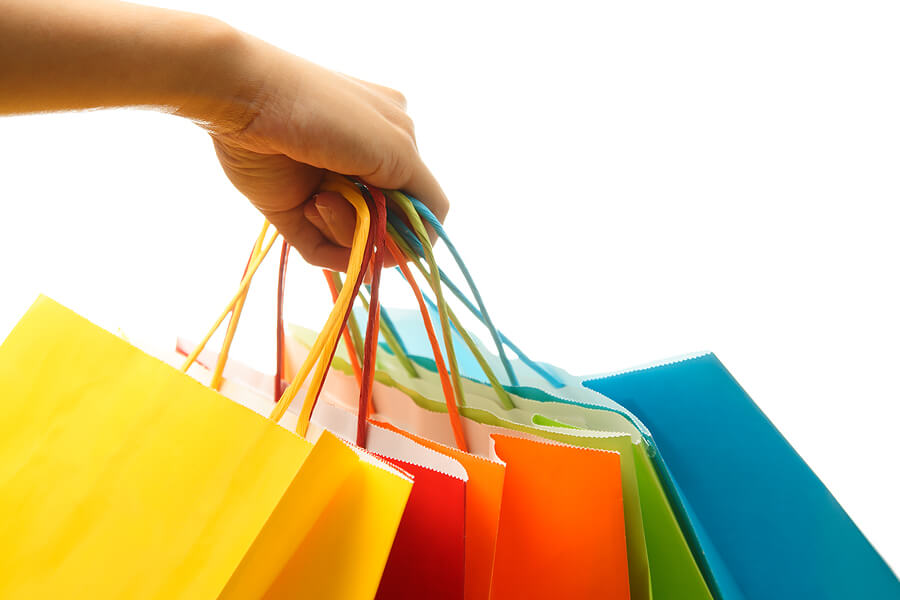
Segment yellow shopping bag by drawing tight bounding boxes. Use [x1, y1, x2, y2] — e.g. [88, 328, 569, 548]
[0, 296, 363, 599]
[143, 333, 413, 600]
[260, 445, 414, 600]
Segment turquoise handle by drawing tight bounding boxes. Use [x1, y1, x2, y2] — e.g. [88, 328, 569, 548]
[386, 200, 564, 388]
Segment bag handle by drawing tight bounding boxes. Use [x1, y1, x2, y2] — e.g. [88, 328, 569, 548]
[208, 222, 271, 391]
[315, 188, 469, 450]
[321, 272, 419, 383]
[275, 239, 291, 401]
[180, 176, 470, 452]
[356, 287, 418, 378]
[322, 269, 363, 387]
[387, 191, 470, 411]
[179, 223, 280, 373]
[374, 302, 417, 376]
[269, 182, 467, 450]
[290, 183, 377, 439]
[289, 180, 386, 445]
[385, 234, 468, 451]
[386, 199, 516, 410]
[354, 183, 387, 447]
[185, 224, 286, 400]
[277, 174, 373, 431]
[404, 195, 517, 386]
[222, 176, 380, 441]
[280, 266, 381, 396]
[184, 172, 372, 431]
[388, 202, 564, 388]
[276, 243, 378, 402]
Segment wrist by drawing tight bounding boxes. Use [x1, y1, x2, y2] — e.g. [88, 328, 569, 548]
[170, 15, 269, 134]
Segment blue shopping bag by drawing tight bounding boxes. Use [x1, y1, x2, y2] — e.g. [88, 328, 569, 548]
[584, 353, 899, 600]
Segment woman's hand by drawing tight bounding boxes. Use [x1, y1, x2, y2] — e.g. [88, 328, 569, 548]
[206, 36, 447, 271]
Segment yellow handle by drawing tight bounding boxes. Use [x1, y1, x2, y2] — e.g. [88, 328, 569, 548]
[209, 221, 271, 390]
[270, 174, 371, 433]
[184, 174, 371, 438]
[180, 224, 279, 373]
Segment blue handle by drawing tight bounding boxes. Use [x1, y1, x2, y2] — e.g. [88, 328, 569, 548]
[386, 199, 564, 389]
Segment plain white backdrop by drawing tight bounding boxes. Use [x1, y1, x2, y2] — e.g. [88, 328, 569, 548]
[1, 0, 897, 572]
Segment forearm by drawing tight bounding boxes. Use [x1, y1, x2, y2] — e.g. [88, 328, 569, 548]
[0, 0, 262, 131]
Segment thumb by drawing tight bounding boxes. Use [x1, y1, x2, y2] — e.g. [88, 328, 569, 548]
[303, 191, 357, 248]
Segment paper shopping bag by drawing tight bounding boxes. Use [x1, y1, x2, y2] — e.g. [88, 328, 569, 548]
[0, 297, 358, 599]
[138, 336, 414, 600]
[489, 434, 631, 600]
[374, 454, 465, 600]
[585, 353, 900, 600]
[375, 421, 505, 600]
[309, 400, 467, 600]
[257, 445, 413, 600]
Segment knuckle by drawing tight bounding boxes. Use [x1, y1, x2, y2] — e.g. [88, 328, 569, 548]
[402, 131, 418, 155]
[396, 112, 415, 137]
[382, 144, 416, 186]
[385, 87, 407, 108]
[396, 131, 418, 161]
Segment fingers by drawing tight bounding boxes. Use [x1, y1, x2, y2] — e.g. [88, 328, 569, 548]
[302, 191, 357, 248]
[404, 156, 449, 224]
[347, 83, 448, 231]
[212, 57, 447, 266]
[296, 189, 402, 275]
[212, 137, 354, 271]
[303, 189, 402, 270]
[274, 66, 447, 239]
[359, 151, 448, 246]
[262, 200, 352, 272]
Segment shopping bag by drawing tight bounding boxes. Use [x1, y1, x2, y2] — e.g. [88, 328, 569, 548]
[259, 442, 413, 600]
[489, 434, 631, 600]
[374, 454, 465, 600]
[585, 353, 900, 600]
[138, 337, 415, 600]
[0, 296, 358, 599]
[375, 421, 506, 600]
[309, 398, 467, 600]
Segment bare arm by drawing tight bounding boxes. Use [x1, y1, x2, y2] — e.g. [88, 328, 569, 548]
[0, 1, 256, 129]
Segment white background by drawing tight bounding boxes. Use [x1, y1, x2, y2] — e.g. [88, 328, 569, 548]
[1, 0, 897, 572]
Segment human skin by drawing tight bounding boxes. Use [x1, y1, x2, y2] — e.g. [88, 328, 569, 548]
[0, 0, 447, 270]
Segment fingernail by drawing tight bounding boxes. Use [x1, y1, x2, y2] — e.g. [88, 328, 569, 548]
[316, 202, 336, 226]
